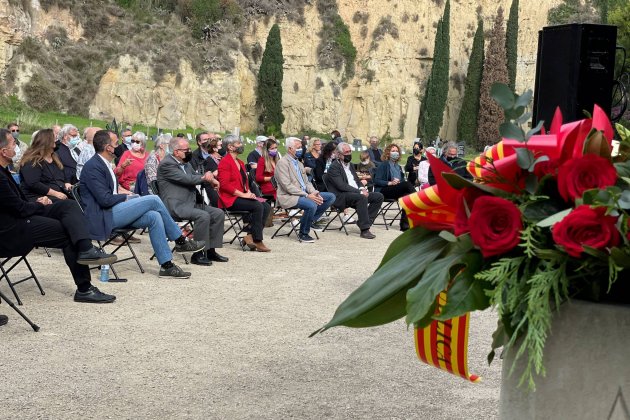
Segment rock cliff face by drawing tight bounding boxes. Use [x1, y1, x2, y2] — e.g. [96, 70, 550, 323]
[2, 0, 561, 144]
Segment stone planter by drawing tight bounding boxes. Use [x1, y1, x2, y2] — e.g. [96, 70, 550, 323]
[499, 300, 630, 419]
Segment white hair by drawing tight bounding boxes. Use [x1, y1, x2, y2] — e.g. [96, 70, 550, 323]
[155, 133, 172, 151]
[59, 124, 77, 140]
[132, 131, 147, 143]
[223, 134, 239, 146]
[285, 136, 301, 151]
[336, 142, 350, 154]
[169, 136, 187, 152]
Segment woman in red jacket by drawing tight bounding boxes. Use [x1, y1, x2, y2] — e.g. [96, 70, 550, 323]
[255, 138, 279, 200]
[217, 135, 272, 252]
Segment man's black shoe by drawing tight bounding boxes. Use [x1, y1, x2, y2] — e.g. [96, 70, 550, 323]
[74, 286, 116, 303]
[360, 230, 376, 239]
[77, 247, 118, 266]
[191, 251, 212, 266]
[299, 234, 316, 243]
[174, 239, 205, 254]
[0, 314, 8, 326]
[207, 251, 229, 262]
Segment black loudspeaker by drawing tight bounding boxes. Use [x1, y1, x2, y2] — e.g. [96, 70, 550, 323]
[532, 23, 617, 129]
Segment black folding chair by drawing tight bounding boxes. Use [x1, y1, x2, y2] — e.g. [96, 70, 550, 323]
[0, 254, 45, 306]
[218, 196, 249, 251]
[321, 174, 357, 236]
[71, 185, 144, 282]
[0, 288, 39, 331]
[368, 167, 402, 230]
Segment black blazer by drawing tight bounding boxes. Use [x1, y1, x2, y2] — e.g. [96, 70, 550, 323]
[20, 159, 70, 202]
[325, 160, 363, 209]
[0, 165, 46, 256]
[56, 142, 78, 184]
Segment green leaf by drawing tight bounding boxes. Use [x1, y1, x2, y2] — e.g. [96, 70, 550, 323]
[525, 173, 538, 194]
[514, 90, 533, 108]
[615, 161, 630, 178]
[312, 229, 448, 335]
[435, 252, 491, 320]
[516, 111, 532, 125]
[582, 245, 609, 260]
[522, 198, 567, 222]
[499, 122, 525, 141]
[491, 83, 515, 109]
[618, 190, 630, 210]
[488, 318, 508, 365]
[525, 120, 545, 139]
[439, 230, 457, 242]
[611, 248, 630, 268]
[505, 106, 526, 121]
[515, 148, 535, 170]
[406, 240, 474, 327]
[536, 208, 571, 227]
[442, 173, 511, 197]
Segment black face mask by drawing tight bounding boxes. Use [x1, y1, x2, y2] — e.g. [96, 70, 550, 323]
[182, 151, 193, 163]
[235, 145, 245, 155]
[445, 156, 456, 162]
[53, 144, 60, 152]
[413, 148, 421, 155]
[218, 148, 227, 157]
[343, 154, 352, 164]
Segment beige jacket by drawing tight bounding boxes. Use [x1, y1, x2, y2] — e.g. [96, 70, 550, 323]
[275, 154, 316, 209]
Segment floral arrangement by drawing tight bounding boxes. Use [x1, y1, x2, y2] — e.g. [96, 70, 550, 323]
[312, 84, 630, 389]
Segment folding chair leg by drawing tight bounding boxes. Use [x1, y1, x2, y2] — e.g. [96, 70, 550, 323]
[1, 262, 22, 305]
[0, 289, 39, 331]
[23, 257, 45, 297]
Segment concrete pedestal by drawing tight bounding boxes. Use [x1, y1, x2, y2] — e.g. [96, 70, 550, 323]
[499, 300, 630, 420]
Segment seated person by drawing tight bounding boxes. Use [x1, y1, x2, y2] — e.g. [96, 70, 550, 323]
[373, 143, 416, 231]
[190, 131, 211, 173]
[303, 137, 321, 181]
[313, 141, 337, 192]
[145, 133, 171, 186]
[428, 142, 472, 185]
[405, 141, 425, 186]
[19, 129, 73, 202]
[367, 135, 383, 164]
[418, 146, 436, 189]
[247, 136, 266, 171]
[255, 138, 279, 200]
[7, 122, 28, 172]
[56, 124, 82, 184]
[156, 136, 228, 266]
[76, 127, 100, 180]
[355, 151, 376, 191]
[115, 131, 148, 191]
[275, 137, 335, 243]
[202, 136, 222, 207]
[0, 128, 118, 303]
[326, 142, 384, 239]
[217, 135, 272, 253]
[80, 130, 205, 278]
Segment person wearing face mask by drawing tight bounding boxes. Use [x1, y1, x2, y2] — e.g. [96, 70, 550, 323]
[217, 135, 272, 252]
[56, 124, 82, 183]
[6, 123, 28, 172]
[114, 128, 133, 164]
[427, 141, 471, 186]
[255, 138, 280, 200]
[157, 137, 228, 266]
[367, 135, 384, 164]
[75, 127, 101, 180]
[405, 141, 426, 186]
[145, 133, 172, 186]
[80, 130, 206, 278]
[356, 151, 376, 191]
[418, 146, 436, 188]
[190, 131, 212, 173]
[247, 136, 267, 171]
[114, 131, 148, 191]
[373, 143, 415, 231]
[313, 142, 337, 192]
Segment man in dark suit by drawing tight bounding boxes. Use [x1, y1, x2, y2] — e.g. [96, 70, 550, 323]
[80, 130, 205, 278]
[367, 136, 384, 164]
[157, 136, 227, 266]
[56, 124, 82, 183]
[428, 142, 472, 186]
[0, 128, 117, 305]
[326, 142, 384, 239]
[114, 127, 133, 164]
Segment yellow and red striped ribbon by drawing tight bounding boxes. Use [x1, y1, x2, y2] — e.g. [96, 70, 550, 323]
[414, 292, 481, 383]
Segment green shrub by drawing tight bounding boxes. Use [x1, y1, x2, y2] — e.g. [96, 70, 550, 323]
[316, 0, 357, 79]
[506, 0, 518, 91]
[23, 73, 60, 112]
[457, 19, 484, 146]
[257, 24, 285, 135]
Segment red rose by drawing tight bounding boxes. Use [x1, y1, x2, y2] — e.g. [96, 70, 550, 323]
[468, 196, 523, 258]
[552, 206, 620, 258]
[454, 188, 486, 236]
[557, 154, 616, 202]
[533, 159, 558, 179]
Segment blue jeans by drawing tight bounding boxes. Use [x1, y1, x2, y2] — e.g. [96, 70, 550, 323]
[111, 195, 182, 265]
[296, 192, 335, 235]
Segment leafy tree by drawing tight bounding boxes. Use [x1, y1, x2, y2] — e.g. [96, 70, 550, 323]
[417, 0, 450, 142]
[506, 0, 519, 91]
[257, 24, 285, 135]
[457, 19, 484, 146]
[608, 1, 630, 75]
[477, 7, 509, 148]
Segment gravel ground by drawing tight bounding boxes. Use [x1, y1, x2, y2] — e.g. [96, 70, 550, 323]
[0, 223, 501, 419]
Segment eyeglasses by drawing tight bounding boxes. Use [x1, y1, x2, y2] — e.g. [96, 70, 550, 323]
[11, 129, 19, 133]
[131, 140, 142, 144]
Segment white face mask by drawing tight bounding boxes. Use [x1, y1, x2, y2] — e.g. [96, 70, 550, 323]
[361, 159, 370, 165]
[131, 142, 142, 151]
[12, 144, 21, 163]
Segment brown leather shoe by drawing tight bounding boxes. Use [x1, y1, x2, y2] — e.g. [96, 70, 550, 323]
[254, 241, 271, 252]
[243, 234, 256, 250]
[126, 235, 141, 244]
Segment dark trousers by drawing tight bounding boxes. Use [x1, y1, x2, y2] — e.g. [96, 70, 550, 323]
[380, 181, 415, 229]
[228, 198, 271, 242]
[30, 200, 91, 287]
[343, 192, 384, 231]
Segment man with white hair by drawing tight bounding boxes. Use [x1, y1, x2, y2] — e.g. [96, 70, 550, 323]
[56, 124, 82, 183]
[275, 137, 335, 243]
[326, 142, 384, 239]
[76, 127, 100, 179]
[247, 135, 267, 171]
[367, 135, 383, 164]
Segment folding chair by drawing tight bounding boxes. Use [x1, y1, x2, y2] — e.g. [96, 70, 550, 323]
[0, 288, 39, 331]
[368, 168, 403, 230]
[218, 196, 249, 251]
[270, 205, 319, 242]
[148, 180, 193, 264]
[71, 185, 144, 282]
[321, 174, 357, 236]
[0, 254, 45, 306]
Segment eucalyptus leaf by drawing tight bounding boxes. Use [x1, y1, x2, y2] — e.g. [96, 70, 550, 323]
[619, 190, 630, 209]
[536, 208, 571, 227]
[516, 111, 533, 125]
[500, 122, 524, 141]
[312, 230, 448, 335]
[525, 120, 545, 139]
[406, 241, 473, 326]
[614, 161, 630, 177]
[515, 148, 535, 170]
[442, 173, 511, 197]
[514, 90, 533, 108]
[491, 83, 515, 109]
[505, 106, 526, 121]
[534, 155, 550, 165]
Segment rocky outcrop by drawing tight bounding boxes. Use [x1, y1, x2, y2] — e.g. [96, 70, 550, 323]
[3, 0, 561, 145]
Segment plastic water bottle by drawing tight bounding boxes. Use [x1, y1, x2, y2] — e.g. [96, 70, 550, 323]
[100, 264, 110, 282]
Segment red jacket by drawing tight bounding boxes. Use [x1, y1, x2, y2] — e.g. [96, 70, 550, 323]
[217, 153, 249, 208]
[255, 156, 277, 199]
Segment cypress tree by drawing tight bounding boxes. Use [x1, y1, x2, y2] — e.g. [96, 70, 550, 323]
[257, 24, 285, 135]
[457, 19, 484, 146]
[506, 0, 519, 91]
[417, 0, 450, 142]
[477, 7, 509, 148]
